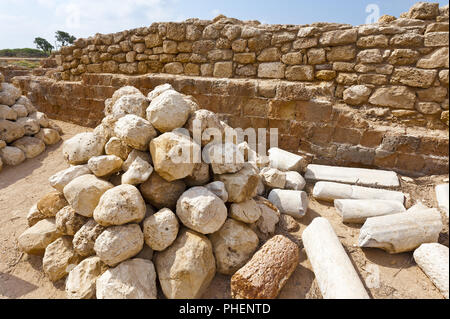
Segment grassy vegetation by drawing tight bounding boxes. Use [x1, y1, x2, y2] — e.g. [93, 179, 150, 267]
[0, 48, 49, 58]
[10, 60, 41, 69]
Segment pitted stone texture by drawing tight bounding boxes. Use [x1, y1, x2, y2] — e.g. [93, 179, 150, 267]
[121, 156, 153, 185]
[35, 128, 61, 145]
[49, 165, 91, 192]
[209, 219, 259, 275]
[43, 236, 82, 282]
[16, 117, 40, 136]
[63, 174, 114, 217]
[0, 83, 21, 106]
[205, 181, 229, 202]
[114, 114, 157, 151]
[204, 143, 244, 175]
[230, 198, 262, 224]
[185, 109, 225, 146]
[66, 256, 108, 299]
[55, 206, 88, 236]
[140, 172, 186, 209]
[37, 191, 68, 218]
[215, 163, 260, 203]
[176, 186, 227, 234]
[96, 258, 157, 299]
[0, 120, 25, 143]
[12, 136, 45, 159]
[94, 224, 144, 266]
[143, 208, 179, 251]
[105, 137, 131, 160]
[0, 146, 25, 166]
[110, 93, 149, 119]
[88, 155, 123, 177]
[73, 219, 106, 257]
[18, 218, 61, 255]
[155, 229, 216, 299]
[63, 132, 106, 165]
[93, 184, 146, 227]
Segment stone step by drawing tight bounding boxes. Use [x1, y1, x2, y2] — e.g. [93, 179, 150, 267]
[305, 164, 400, 188]
[313, 181, 405, 203]
[302, 217, 370, 299]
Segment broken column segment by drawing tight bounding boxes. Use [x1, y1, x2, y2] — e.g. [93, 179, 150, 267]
[313, 181, 405, 204]
[268, 189, 308, 218]
[358, 204, 443, 254]
[302, 217, 370, 299]
[231, 235, 299, 299]
[334, 199, 406, 224]
[305, 164, 400, 188]
[413, 243, 449, 299]
[268, 147, 306, 172]
[435, 184, 449, 218]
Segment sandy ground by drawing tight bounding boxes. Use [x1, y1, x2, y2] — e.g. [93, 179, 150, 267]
[0, 120, 448, 299]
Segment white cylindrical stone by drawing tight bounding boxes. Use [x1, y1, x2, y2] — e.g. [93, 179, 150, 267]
[358, 204, 443, 254]
[334, 199, 406, 224]
[268, 189, 308, 218]
[305, 164, 400, 188]
[302, 217, 370, 299]
[413, 243, 449, 299]
[268, 147, 306, 172]
[313, 181, 405, 204]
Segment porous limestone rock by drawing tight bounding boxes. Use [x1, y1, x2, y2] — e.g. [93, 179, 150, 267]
[334, 199, 406, 224]
[122, 149, 152, 171]
[254, 196, 280, 237]
[215, 163, 260, 203]
[11, 104, 28, 117]
[18, 218, 61, 255]
[96, 258, 157, 299]
[94, 224, 144, 266]
[63, 174, 114, 217]
[121, 156, 153, 185]
[105, 137, 131, 160]
[413, 243, 449, 299]
[204, 143, 245, 175]
[110, 86, 142, 105]
[260, 167, 286, 188]
[16, 96, 36, 113]
[143, 208, 179, 251]
[37, 191, 68, 218]
[343, 85, 372, 105]
[65, 256, 108, 299]
[72, 219, 105, 257]
[358, 204, 443, 253]
[0, 146, 25, 165]
[229, 199, 262, 224]
[29, 111, 49, 127]
[63, 132, 106, 165]
[146, 89, 192, 133]
[16, 117, 40, 135]
[155, 229, 216, 299]
[147, 83, 174, 101]
[210, 219, 259, 275]
[93, 184, 146, 226]
[12, 136, 45, 158]
[111, 93, 149, 119]
[176, 186, 227, 234]
[35, 128, 61, 145]
[0, 105, 17, 120]
[285, 171, 306, 190]
[55, 206, 88, 236]
[49, 165, 91, 192]
[435, 184, 449, 217]
[150, 132, 201, 182]
[26, 203, 45, 227]
[302, 217, 370, 299]
[184, 162, 211, 186]
[140, 172, 186, 209]
[87, 155, 123, 177]
[0, 119, 25, 143]
[185, 109, 225, 146]
[205, 181, 228, 202]
[0, 83, 21, 106]
[231, 235, 299, 299]
[43, 236, 82, 282]
[114, 114, 157, 151]
[268, 189, 308, 218]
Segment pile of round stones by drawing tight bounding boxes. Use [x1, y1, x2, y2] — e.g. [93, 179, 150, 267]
[17, 83, 309, 299]
[0, 71, 62, 172]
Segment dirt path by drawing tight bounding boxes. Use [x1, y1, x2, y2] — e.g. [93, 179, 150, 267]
[0, 120, 448, 299]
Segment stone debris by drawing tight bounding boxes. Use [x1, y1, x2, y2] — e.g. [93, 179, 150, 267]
[305, 164, 400, 188]
[302, 218, 370, 299]
[358, 204, 443, 253]
[413, 243, 449, 299]
[231, 235, 299, 299]
[313, 181, 405, 203]
[16, 80, 448, 300]
[435, 184, 449, 218]
[334, 199, 406, 224]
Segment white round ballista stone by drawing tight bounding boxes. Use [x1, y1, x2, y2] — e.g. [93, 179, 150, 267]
[302, 217, 370, 299]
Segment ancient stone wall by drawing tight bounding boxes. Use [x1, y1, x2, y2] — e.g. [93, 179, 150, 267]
[52, 2, 449, 129]
[10, 2, 450, 176]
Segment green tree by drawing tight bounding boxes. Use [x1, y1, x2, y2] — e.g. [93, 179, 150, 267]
[55, 30, 76, 48]
[34, 37, 54, 54]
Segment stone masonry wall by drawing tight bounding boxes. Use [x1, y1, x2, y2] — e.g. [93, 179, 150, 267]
[52, 2, 449, 129]
[10, 2, 450, 176]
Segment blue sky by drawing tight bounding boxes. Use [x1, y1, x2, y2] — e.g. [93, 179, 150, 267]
[0, 0, 448, 49]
